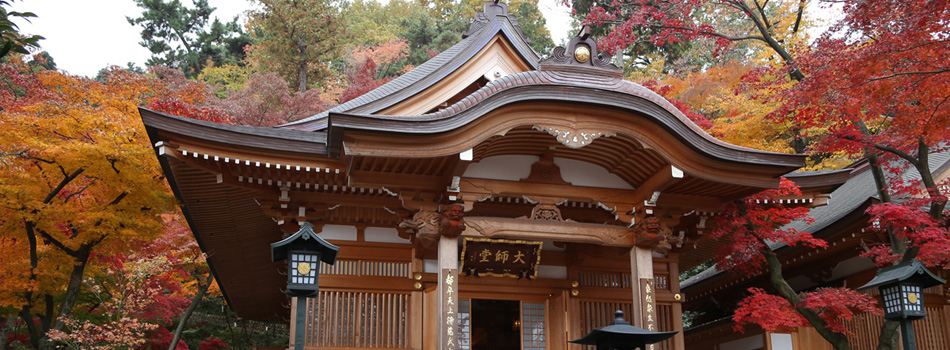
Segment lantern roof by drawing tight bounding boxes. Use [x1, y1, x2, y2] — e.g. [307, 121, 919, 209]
[271, 222, 340, 264]
[569, 310, 678, 348]
[858, 259, 945, 291]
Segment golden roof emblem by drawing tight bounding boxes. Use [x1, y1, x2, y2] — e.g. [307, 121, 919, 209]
[574, 46, 590, 63]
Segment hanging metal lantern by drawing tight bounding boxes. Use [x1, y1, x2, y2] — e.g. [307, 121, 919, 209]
[271, 222, 339, 297]
[858, 259, 944, 321]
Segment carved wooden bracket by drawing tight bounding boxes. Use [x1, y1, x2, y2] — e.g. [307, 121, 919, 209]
[399, 210, 441, 248]
[632, 216, 684, 254]
[399, 203, 467, 248]
[532, 124, 616, 149]
[518, 203, 574, 222]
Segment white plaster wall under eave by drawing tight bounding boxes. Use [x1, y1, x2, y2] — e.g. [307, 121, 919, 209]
[463, 155, 634, 190]
[364, 226, 411, 244]
[319, 224, 358, 241]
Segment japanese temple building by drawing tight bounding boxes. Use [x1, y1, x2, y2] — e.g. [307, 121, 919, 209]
[139, 2, 949, 350]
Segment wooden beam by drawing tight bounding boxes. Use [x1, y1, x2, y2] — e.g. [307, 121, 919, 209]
[463, 216, 635, 247]
[611, 165, 684, 223]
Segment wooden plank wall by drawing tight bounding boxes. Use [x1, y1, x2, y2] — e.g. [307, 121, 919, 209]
[575, 300, 676, 350]
[843, 306, 950, 350]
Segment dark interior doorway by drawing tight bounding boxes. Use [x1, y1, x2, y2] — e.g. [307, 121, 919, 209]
[471, 299, 521, 350]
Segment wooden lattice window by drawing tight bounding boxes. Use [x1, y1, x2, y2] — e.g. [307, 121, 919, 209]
[521, 302, 545, 350]
[458, 300, 471, 350]
[303, 290, 410, 349]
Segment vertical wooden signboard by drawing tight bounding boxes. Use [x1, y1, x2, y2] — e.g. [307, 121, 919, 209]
[640, 278, 657, 350]
[442, 268, 459, 350]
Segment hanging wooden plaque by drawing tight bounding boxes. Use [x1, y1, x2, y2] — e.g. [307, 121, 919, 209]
[442, 268, 458, 350]
[460, 237, 543, 278]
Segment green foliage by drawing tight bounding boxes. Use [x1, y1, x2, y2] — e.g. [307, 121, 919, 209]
[128, 0, 251, 77]
[0, 0, 43, 59]
[175, 296, 288, 350]
[25, 51, 54, 71]
[508, 0, 555, 54]
[247, 0, 346, 92]
[397, 9, 463, 67]
[455, 0, 554, 55]
[197, 63, 251, 98]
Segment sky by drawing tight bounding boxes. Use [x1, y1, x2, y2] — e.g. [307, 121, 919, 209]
[10, 0, 575, 77]
[10, 1, 838, 78]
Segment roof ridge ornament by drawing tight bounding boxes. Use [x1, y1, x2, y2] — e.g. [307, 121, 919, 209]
[541, 25, 622, 75]
[462, 0, 529, 43]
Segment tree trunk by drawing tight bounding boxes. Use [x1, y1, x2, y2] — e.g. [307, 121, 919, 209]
[168, 273, 214, 350]
[33, 251, 91, 350]
[297, 42, 308, 93]
[876, 320, 900, 350]
[297, 63, 307, 93]
[50, 252, 90, 332]
[763, 251, 852, 350]
[0, 312, 18, 350]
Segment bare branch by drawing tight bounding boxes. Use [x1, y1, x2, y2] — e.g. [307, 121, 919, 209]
[869, 69, 950, 82]
[42, 167, 85, 204]
[792, 2, 805, 34]
[651, 25, 768, 42]
[62, 185, 90, 203]
[9, 150, 54, 164]
[108, 192, 129, 206]
[873, 143, 919, 165]
[34, 227, 79, 258]
[107, 157, 120, 174]
[752, 0, 773, 30]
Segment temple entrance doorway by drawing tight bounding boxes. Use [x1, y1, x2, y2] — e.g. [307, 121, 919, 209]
[470, 299, 520, 350]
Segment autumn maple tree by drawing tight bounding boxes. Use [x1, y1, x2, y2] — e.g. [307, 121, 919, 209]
[574, 0, 815, 156]
[767, 2, 950, 348]
[708, 178, 881, 349]
[598, 0, 949, 349]
[0, 59, 230, 349]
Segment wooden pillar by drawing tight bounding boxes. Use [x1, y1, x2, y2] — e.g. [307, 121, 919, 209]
[437, 235, 459, 350]
[410, 291, 424, 350]
[669, 258, 685, 350]
[630, 246, 656, 332]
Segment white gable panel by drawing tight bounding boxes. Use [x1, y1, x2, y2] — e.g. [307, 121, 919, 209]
[464, 155, 538, 181]
[554, 158, 634, 189]
[463, 155, 633, 190]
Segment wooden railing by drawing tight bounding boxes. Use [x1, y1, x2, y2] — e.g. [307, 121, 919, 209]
[303, 290, 411, 349]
